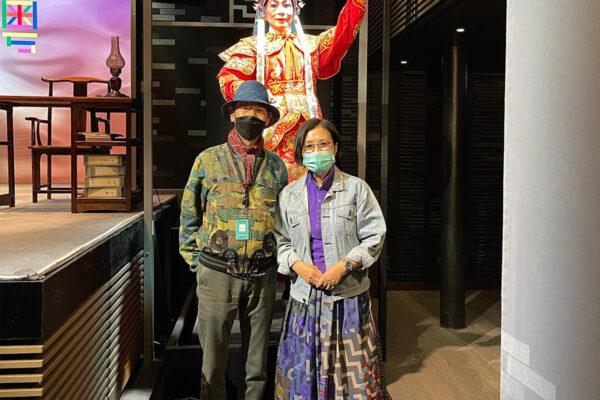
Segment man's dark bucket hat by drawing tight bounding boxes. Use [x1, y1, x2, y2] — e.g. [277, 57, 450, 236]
[221, 80, 280, 127]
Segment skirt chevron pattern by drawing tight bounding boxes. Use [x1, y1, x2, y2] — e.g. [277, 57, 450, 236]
[275, 290, 387, 400]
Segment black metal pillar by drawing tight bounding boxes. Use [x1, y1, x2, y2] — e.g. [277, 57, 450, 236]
[379, 0, 391, 359]
[142, 0, 155, 368]
[440, 33, 466, 329]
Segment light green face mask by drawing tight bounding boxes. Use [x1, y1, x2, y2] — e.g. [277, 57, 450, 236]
[302, 150, 336, 175]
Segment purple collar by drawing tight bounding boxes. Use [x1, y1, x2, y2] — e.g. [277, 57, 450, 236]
[307, 167, 335, 192]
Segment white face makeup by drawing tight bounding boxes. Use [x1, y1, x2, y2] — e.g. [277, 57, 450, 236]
[265, 0, 295, 33]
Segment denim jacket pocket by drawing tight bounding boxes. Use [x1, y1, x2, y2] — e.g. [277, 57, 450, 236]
[287, 212, 303, 241]
[335, 204, 357, 236]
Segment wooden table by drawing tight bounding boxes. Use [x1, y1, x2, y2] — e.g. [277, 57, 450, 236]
[0, 96, 139, 212]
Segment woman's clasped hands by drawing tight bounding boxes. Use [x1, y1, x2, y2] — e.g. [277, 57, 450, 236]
[292, 260, 348, 291]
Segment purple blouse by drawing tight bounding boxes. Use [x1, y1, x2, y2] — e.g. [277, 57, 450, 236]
[306, 168, 335, 272]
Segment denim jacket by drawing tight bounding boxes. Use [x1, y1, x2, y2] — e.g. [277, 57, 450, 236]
[274, 167, 386, 304]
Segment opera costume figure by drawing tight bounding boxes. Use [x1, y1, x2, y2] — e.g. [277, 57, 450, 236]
[218, 0, 367, 181]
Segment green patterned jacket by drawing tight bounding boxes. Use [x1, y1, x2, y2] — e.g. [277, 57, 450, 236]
[179, 143, 288, 278]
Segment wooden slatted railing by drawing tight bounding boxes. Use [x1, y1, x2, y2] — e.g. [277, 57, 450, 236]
[0, 252, 144, 399]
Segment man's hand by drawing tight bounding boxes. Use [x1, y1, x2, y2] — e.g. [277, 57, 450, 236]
[316, 262, 348, 291]
[292, 261, 324, 286]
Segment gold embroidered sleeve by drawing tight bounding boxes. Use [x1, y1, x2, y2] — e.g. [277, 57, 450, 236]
[318, 28, 336, 55]
[218, 37, 257, 62]
[223, 54, 256, 75]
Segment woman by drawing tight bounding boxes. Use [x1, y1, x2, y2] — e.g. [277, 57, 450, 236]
[218, 0, 367, 181]
[274, 118, 387, 399]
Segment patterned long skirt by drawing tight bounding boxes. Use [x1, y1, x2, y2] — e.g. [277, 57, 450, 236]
[275, 289, 387, 400]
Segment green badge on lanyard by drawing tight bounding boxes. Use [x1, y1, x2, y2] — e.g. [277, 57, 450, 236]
[235, 219, 251, 241]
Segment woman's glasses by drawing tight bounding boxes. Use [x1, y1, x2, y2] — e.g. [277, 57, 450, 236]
[303, 141, 333, 153]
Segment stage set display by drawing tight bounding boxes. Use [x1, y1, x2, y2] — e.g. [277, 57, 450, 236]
[0, 2, 150, 399]
[0, 0, 131, 184]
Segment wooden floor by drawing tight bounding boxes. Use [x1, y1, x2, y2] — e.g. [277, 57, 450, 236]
[384, 291, 501, 400]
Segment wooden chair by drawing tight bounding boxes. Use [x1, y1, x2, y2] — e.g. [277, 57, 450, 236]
[27, 76, 111, 202]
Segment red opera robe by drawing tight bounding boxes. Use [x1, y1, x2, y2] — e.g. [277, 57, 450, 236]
[218, 0, 367, 181]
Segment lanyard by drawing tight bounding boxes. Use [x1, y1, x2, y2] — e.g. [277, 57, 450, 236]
[227, 143, 265, 208]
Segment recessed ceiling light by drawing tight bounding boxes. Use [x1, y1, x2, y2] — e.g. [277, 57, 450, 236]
[456, 27, 466, 33]
[401, 60, 408, 65]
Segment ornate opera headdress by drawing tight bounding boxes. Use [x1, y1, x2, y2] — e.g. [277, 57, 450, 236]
[253, 0, 319, 118]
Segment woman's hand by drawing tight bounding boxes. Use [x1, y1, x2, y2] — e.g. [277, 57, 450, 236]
[292, 261, 324, 286]
[316, 262, 348, 291]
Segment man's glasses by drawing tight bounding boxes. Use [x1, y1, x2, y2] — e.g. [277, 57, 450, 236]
[303, 141, 333, 153]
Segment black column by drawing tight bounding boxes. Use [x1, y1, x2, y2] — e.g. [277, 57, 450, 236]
[378, 0, 391, 361]
[440, 33, 467, 329]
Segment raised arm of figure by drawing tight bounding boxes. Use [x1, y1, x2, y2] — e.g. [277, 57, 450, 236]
[317, 0, 367, 79]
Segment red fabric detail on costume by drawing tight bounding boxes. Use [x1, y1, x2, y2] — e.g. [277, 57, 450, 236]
[317, 0, 367, 79]
[218, 61, 255, 101]
[227, 129, 265, 189]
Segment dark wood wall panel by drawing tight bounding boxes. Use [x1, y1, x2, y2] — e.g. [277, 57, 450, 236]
[337, 48, 360, 177]
[376, 69, 503, 284]
[368, 0, 384, 55]
[368, 0, 444, 55]
[466, 73, 504, 281]
[366, 73, 382, 191]
[424, 70, 443, 281]
[151, 26, 247, 188]
[387, 71, 440, 280]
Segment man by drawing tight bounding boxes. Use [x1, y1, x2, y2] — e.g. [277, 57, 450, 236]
[179, 80, 288, 399]
[218, 0, 367, 181]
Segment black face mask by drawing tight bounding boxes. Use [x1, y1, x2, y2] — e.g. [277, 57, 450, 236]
[235, 116, 267, 141]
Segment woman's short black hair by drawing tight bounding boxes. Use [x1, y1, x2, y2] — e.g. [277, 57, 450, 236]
[294, 118, 342, 166]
